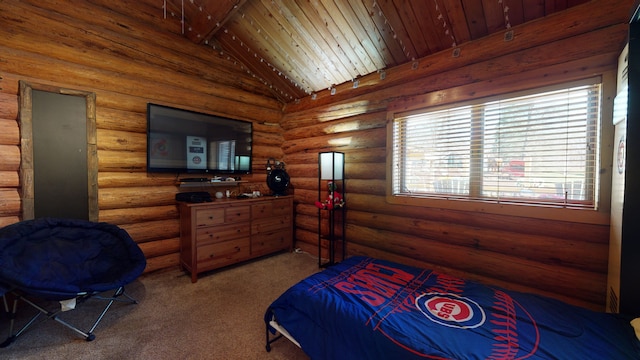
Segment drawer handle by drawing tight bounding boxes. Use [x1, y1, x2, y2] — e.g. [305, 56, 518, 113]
[208, 216, 214, 220]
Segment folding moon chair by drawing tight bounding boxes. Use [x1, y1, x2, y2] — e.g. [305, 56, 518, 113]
[0, 218, 146, 347]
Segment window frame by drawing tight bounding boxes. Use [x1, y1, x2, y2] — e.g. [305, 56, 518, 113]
[386, 75, 615, 223]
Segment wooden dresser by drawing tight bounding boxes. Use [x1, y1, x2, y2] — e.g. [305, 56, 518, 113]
[178, 195, 293, 282]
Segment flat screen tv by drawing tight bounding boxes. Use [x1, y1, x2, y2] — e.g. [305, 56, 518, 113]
[146, 103, 252, 175]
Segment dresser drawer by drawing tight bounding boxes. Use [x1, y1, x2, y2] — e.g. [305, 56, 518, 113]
[197, 238, 250, 269]
[252, 229, 292, 256]
[252, 198, 291, 219]
[251, 215, 291, 235]
[196, 223, 250, 245]
[225, 206, 250, 223]
[195, 208, 225, 227]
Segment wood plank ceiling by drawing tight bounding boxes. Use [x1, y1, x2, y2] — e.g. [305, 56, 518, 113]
[125, 0, 589, 104]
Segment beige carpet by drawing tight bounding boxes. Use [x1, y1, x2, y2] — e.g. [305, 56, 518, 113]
[0, 251, 320, 359]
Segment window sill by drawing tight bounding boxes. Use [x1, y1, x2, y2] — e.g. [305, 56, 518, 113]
[386, 194, 609, 225]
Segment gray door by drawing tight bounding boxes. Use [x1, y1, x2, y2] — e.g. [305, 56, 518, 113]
[32, 90, 88, 220]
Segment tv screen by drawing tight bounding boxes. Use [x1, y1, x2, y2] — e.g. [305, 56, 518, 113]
[146, 103, 252, 174]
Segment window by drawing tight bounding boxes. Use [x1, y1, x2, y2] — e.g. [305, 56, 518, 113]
[390, 79, 601, 209]
[210, 140, 237, 170]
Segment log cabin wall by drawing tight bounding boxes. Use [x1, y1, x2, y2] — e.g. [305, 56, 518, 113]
[0, 0, 285, 273]
[282, 0, 631, 311]
[0, 0, 631, 311]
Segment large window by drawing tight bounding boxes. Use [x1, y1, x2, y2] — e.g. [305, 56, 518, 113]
[390, 79, 601, 209]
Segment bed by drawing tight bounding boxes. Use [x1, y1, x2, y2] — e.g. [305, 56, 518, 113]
[0, 218, 147, 347]
[265, 256, 640, 359]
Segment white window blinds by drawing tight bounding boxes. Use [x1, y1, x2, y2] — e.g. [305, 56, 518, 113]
[391, 79, 601, 209]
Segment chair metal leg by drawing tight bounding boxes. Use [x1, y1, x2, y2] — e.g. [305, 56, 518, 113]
[0, 286, 139, 347]
[1, 294, 49, 348]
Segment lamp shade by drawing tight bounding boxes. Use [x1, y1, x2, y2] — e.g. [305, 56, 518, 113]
[320, 152, 344, 180]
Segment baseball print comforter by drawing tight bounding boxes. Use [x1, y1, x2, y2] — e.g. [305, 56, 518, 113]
[265, 256, 640, 359]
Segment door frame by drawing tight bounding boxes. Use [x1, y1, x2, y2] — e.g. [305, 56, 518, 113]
[19, 81, 98, 221]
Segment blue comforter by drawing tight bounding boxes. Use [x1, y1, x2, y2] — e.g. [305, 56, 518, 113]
[266, 256, 640, 359]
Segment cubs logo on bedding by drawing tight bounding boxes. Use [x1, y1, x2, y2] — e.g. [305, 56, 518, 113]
[416, 293, 486, 329]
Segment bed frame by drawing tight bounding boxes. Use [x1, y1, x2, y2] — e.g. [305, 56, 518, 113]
[265, 313, 300, 352]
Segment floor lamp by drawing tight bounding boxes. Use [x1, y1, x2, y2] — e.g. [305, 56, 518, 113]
[318, 151, 345, 267]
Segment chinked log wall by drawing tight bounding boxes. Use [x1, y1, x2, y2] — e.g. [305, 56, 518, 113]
[0, 0, 284, 273]
[282, 0, 631, 310]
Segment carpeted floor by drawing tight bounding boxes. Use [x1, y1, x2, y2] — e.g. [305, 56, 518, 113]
[0, 251, 320, 359]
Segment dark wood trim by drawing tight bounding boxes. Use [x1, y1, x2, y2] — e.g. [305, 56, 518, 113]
[19, 81, 98, 221]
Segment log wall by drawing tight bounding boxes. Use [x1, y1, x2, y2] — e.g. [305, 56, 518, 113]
[0, 0, 284, 273]
[0, 0, 632, 310]
[282, 0, 631, 310]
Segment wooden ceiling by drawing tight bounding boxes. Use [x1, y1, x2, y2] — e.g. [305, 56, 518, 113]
[122, 0, 589, 103]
